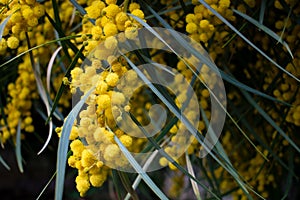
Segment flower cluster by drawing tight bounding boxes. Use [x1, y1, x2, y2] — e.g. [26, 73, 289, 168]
[0, 0, 300, 199]
[0, 0, 45, 52]
[0, 55, 37, 145]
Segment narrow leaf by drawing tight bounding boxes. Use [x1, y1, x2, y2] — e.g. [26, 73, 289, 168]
[46, 45, 85, 125]
[113, 133, 169, 200]
[25, 32, 54, 155]
[47, 47, 62, 94]
[0, 15, 11, 40]
[259, 0, 267, 25]
[0, 154, 10, 171]
[36, 171, 57, 200]
[241, 90, 300, 154]
[55, 88, 94, 200]
[130, 11, 289, 105]
[198, 0, 299, 82]
[0, 35, 82, 70]
[16, 119, 23, 173]
[233, 9, 293, 58]
[281, 148, 294, 200]
[125, 140, 169, 200]
[185, 153, 202, 200]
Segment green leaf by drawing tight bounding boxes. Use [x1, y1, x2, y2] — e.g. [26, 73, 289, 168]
[113, 132, 169, 200]
[281, 147, 294, 200]
[0, 154, 10, 171]
[198, 0, 299, 82]
[112, 169, 124, 200]
[233, 9, 293, 59]
[55, 88, 94, 200]
[46, 45, 85, 125]
[125, 143, 168, 200]
[25, 32, 54, 155]
[118, 171, 139, 200]
[0, 15, 11, 40]
[130, 11, 289, 105]
[0, 35, 83, 71]
[259, 0, 267, 25]
[241, 90, 300, 154]
[16, 119, 23, 173]
[36, 171, 57, 200]
[129, 112, 221, 199]
[185, 153, 202, 200]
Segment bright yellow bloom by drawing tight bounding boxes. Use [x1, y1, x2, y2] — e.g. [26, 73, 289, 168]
[70, 139, 85, 155]
[129, 3, 140, 12]
[104, 36, 118, 50]
[105, 72, 119, 87]
[186, 22, 198, 34]
[104, 144, 120, 161]
[131, 9, 144, 19]
[96, 94, 111, 110]
[7, 36, 19, 49]
[75, 174, 90, 197]
[115, 12, 128, 24]
[90, 174, 105, 187]
[103, 4, 120, 18]
[103, 23, 118, 37]
[119, 135, 132, 147]
[124, 27, 138, 39]
[81, 149, 96, 168]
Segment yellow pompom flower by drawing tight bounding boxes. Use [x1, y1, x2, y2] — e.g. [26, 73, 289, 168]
[111, 91, 125, 105]
[22, 8, 34, 19]
[159, 157, 168, 166]
[81, 149, 96, 168]
[75, 174, 90, 197]
[131, 9, 144, 19]
[25, 0, 36, 5]
[186, 22, 198, 34]
[91, 26, 103, 40]
[7, 36, 19, 49]
[103, 23, 118, 37]
[70, 139, 85, 155]
[104, 144, 120, 161]
[103, 4, 120, 18]
[27, 17, 38, 27]
[199, 19, 210, 29]
[119, 135, 132, 147]
[96, 94, 111, 110]
[11, 12, 22, 23]
[219, 0, 230, 8]
[105, 0, 117, 4]
[105, 72, 119, 87]
[124, 27, 138, 39]
[24, 116, 32, 125]
[86, 7, 101, 19]
[168, 161, 178, 170]
[93, 127, 106, 142]
[86, 0, 105, 19]
[70, 126, 79, 140]
[33, 4, 45, 18]
[0, 39, 7, 53]
[185, 13, 196, 23]
[129, 3, 140, 12]
[104, 36, 118, 50]
[25, 125, 34, 132]
[12, 24, 23, 35]
[199, 33, 209, 42]
[116, 12, 128, 24]
[90, 174, 105, 187]
[95, 80, 108, 94]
